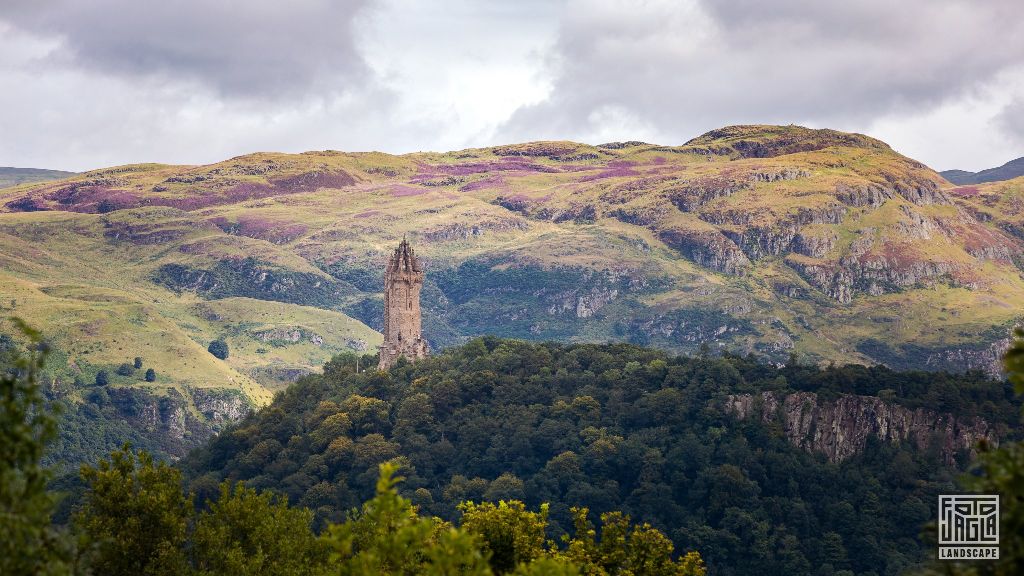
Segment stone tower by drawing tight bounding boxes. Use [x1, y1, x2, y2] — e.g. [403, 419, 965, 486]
[378, 237, 429, 369]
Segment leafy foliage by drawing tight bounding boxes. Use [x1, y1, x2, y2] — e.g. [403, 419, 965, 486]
[0, 319, 69, 575]
[183, 338, 1017, 575]
[193, 481, 326, 576]
[77, 446, 193, 575]
[73, 454, 699, 575]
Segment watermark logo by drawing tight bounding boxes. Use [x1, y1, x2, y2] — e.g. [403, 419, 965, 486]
[938, 494, 999, 560]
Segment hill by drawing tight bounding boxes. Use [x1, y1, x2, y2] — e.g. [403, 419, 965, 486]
[180, 337, 1021, 576]
[2, 124, 1023, 461]
[941, 156, 1024, 185]
[0, 166, 77, 189]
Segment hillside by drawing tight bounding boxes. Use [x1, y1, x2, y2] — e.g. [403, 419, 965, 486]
[0, 166, 77, 189]
[2, 124, 1023, 459]
[942, 156, 1024, 185]
[180, 338, 1020, 576]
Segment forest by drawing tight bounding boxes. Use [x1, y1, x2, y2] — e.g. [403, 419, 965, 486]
[3, 322, 1023, 575]
[181, 338, 1020, 575]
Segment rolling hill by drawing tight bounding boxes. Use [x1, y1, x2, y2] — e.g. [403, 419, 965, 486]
[0, 166, 77, 189]
[2, 124, 1023, 460]
[941, 155, 1024, 185]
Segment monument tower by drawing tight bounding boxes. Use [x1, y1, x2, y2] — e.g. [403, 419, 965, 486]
[378, 237, 429, 369]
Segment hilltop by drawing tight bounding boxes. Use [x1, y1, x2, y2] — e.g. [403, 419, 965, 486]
[942, 156, 1024, 185]
[2, 124, 1023, 459]
[0, 166, 77, 189]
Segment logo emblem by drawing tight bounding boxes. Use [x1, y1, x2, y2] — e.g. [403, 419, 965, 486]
[938, 495, 999, 560]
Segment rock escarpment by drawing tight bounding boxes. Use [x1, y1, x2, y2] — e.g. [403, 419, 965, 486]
[106, 386, 253, 459]
[726, 391, 995, 464]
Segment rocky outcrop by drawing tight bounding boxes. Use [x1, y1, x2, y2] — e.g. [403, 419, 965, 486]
[713, 205, 846, 260]
[786, 218, 969, 302]
[891, 177, 950, 206]
[726, 391, 995, 464]
[925, 336, 1014, 377]
[547, 287, 619, 318]
[103, 386, 250, 459]
[786, 258, 854, 302]
[575, 288, 619, 318]
[665, 176, 749, 212]
[658, 228, 750, 274]
[787, 253, 959, 304]
[835, 176, 949, 208]
[792, 230, 837, 258]
[421, 218, 528, 242]
[253, 327, 325, 346]
[190, 387, 252, 423]
[748, 168, 811, 182]
[835, 182, 893, 208]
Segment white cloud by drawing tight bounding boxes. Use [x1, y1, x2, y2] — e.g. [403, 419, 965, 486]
[0, 0, 1023, 171]
[498, 0, 1024, 167]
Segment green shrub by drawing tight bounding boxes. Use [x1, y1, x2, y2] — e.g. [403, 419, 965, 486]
[208, 340, 229, 360]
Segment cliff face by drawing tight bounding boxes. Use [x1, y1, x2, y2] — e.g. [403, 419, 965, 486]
[726, 391, 995, 464]
[106, 386, 253, 459]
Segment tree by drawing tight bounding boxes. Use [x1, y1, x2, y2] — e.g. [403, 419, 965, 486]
[208, 339, 229, 360]
[116, 362, 135, 376]
[77, 446, 192, 575]
[321, 463, 491, 575]
[95, 370, 109, 386]
[459, 500, 549, 574]
[145, 368, 156, 382]
[134, 357, 143, 369]
[0, 319, 69, 575]
[555, 507, 705, 576]
[193, 481, 327, 576]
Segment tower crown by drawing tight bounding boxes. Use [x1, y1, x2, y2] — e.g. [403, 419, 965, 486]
[388, 237, 422, 275]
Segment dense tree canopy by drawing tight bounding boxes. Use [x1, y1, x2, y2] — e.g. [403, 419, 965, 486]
[4, 316, 1024, 575]
[183, 338, 1020, 576]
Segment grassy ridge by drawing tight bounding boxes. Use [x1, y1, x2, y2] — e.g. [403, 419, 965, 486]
[1, 125, 1023, 462]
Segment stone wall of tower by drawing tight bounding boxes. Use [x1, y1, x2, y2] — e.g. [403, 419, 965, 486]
[378, 238, 429, 369]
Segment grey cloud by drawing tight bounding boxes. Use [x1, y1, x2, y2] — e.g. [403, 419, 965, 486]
[499, 0, 1024, 145]
[1, 0, 374, 99]
[997, 97, 1024, 144]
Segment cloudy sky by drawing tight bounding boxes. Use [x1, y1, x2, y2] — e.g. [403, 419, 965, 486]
[1, 0, 1023, 172]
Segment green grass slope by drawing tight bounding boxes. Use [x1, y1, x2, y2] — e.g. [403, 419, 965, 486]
[2, 125, 1022, 459]
[0, 166, 77, 189]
